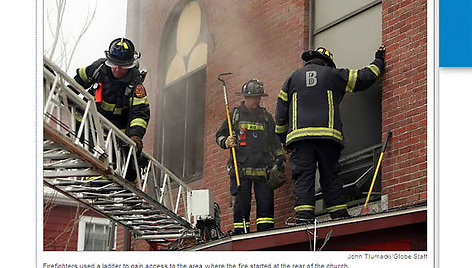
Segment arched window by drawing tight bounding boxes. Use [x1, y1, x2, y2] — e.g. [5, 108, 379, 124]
[157, 1, 207, 182]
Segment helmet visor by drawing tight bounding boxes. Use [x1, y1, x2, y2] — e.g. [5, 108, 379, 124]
[105, 59, 135, 69]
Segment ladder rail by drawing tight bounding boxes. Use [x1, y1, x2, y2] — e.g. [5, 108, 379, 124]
[43, 57, 199, 245]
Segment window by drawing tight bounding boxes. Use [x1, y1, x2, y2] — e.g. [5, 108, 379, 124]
[311, 0, 383, 211]
[77, 216, 116, 251]
[313, 0, 382, 155]
[156, 0, 207, 183]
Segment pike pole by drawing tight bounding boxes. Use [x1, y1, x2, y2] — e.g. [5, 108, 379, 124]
[218, 72, 248, 233]
[361, 130, 392, 215]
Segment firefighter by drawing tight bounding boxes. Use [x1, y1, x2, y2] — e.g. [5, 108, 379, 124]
[216, 79, 285, 234]
[73, 37, 150, 181]
[275, 46, 386, 222]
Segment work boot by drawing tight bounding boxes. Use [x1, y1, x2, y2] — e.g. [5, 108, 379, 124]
[295, 210, 315, 225]
[234, 228, 250, 235]
[330, 209, 350, 220]
[296, 218, 314, 225]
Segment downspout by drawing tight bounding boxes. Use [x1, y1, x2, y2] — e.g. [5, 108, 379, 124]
[308, 0, 314, 49]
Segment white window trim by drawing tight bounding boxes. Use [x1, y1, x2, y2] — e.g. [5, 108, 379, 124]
[77, 216, 116, 251]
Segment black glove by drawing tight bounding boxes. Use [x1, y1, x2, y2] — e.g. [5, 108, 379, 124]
[375, 45, 386, 60]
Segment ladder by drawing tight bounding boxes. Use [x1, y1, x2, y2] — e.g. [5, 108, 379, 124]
[43, 57, 199, 249]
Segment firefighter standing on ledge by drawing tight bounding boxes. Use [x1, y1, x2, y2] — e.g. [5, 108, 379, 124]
[73, 37, 150, 181]
[275, 46, 386, 222]
[216, 79, 285, 234]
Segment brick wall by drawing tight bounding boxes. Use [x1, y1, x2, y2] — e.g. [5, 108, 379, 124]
[126, 0, 428, 235]
[381, 0, 427, 207]
[43, 205, 81, 251]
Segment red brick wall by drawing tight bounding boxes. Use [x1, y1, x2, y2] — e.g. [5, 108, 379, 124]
[43, 204, 150, 251]
[43, 205, 81, 251]
[381, 0, 427, 207]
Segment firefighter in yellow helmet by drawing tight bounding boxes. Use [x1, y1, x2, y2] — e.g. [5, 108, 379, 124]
[216, 79, 285, 234]
[73, 37, 150, 181]
[275, 46, 386, 222]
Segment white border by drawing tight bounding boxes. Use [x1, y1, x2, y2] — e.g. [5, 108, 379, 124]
[36, 0, 437, 267]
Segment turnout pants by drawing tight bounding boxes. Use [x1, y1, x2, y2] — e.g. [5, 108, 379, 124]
[290, 139, 349, 221]
[232, 175, 274, 234]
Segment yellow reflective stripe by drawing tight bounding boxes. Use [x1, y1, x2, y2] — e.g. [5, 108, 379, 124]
[327, 90, 334, 129]
[275, 124, 288, 134]
[256, 218, 274, 224]
[242, 168, 267, 176]
[278, 90, 288, 102]
[287, 127, 343, 143]
[100, 101, 125, 115]
[275, 148, 284, 157]
[217, 136, 226, 145]
[345, 69, 358, 93]
[75, 114, 83, 122]
[295, 205, 315, 212]
[326, 204, 347, 212]
[113, 107, 123, 115]
[130, 118, 148, 129]
[78, 67, 89, 83]
[234, 222, 250, 228]
[239, 122, 264, 131]
[101, 101, 115, 112]
[367, 64, 380, 76]
[132, 96, 149, 106]
[292, 92, 297, 130]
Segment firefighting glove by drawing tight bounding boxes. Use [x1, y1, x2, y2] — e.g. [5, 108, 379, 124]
[282, 143, 292, 154]
[267, 157, 286, 190]
[130, 135, 143, 155]
[375, 45, 386, 60]
[225, 136, 237, 148]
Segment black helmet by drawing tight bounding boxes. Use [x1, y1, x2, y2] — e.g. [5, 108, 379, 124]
[301, 47, 336, 68]
[237, 79, 268, 97]
[104, 38, 140, 68]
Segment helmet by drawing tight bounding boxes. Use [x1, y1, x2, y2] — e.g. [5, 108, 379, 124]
[237, 79, 268, 97]
[301, 47, 336, 68]
[104, 38, 140, 69]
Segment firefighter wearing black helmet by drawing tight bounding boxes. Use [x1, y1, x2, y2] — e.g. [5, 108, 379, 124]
[73, 37, 150, 181]
[275, 46, 386, 222]
[216, 79, 285, 234]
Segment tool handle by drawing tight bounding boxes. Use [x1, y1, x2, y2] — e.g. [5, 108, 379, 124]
[381, 131, 392, 152]
[219, 72, 240, 187]
[225, 105, 241, 187]
[363, 130, 392, 208]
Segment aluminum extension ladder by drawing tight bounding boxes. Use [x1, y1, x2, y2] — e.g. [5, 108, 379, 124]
[43, 57, 199, 249]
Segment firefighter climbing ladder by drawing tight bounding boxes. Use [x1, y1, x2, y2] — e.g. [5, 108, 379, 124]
[43, 57, 200, 248]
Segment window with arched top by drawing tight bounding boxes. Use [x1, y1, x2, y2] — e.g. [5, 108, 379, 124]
[157, 0, 207, 182]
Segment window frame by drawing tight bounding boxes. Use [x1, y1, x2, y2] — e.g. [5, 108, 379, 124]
[156, 0, 208, 183]
[77, 216, 116, 251]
